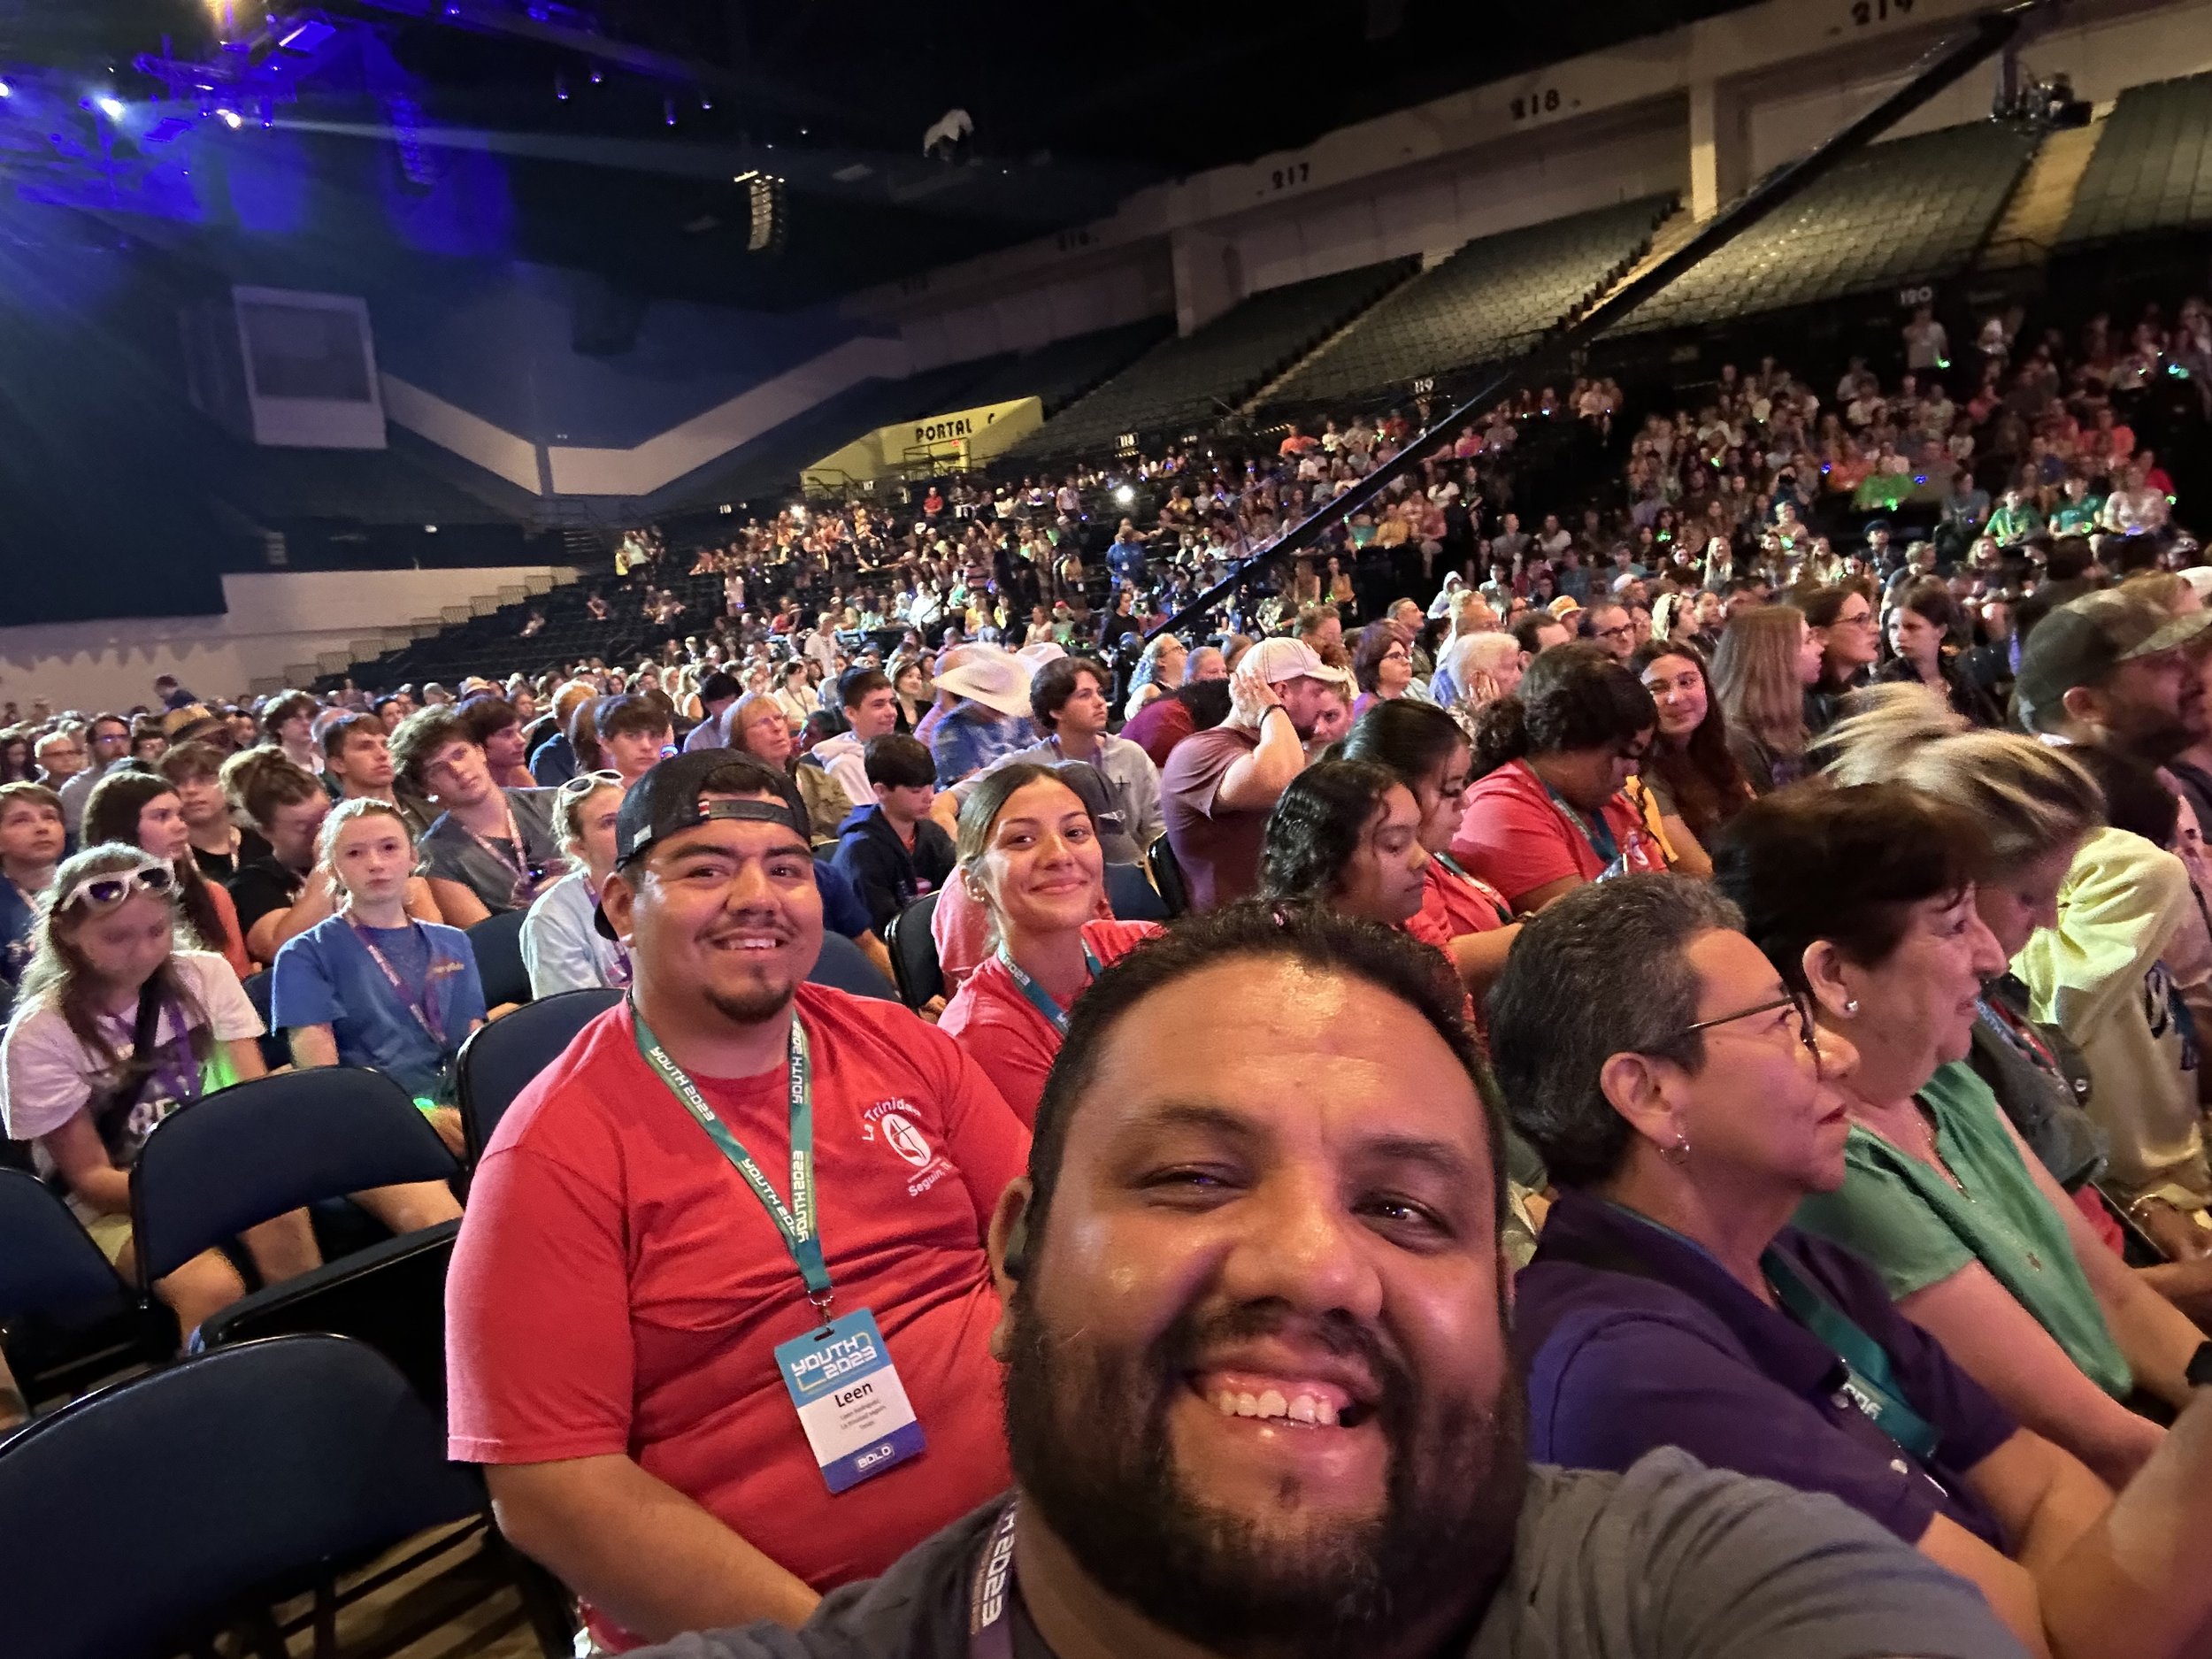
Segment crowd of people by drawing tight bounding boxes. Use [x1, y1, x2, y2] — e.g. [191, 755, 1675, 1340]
[2, 282, 2212, 1659]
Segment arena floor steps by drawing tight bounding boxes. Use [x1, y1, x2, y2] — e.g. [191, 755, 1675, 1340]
[1606, 121, 2039, 335]
[1981, 118, 2106, 269]
[1590, 200, 1701, 327]
[1238, 259, 1431, 415]
[2059, 69, 2212, 249]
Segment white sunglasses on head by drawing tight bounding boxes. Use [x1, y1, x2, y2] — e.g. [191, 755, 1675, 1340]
[54, 857, 176, 916]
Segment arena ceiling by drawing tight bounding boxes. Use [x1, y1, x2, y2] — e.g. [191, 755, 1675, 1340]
[4, 1, 1763, 307]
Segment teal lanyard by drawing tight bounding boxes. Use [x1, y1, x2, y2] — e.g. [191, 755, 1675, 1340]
[632, 1003, 833, 1319]
[996, 944, 1101, 1038]
[1597, 1201, 1943, 1464]
[1430, 849, 1473, 880]
[1761, 1248, 1942, 1463]
[1533, 767, 1621, 868]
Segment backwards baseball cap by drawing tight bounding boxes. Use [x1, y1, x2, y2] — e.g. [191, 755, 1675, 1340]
[1242, 636, 1353, 689]
[2014, 589, 2212, 733]
[613, 750, 805, 869]
[595, 751, 810, 940]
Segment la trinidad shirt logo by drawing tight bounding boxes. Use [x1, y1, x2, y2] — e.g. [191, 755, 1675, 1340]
[861, 1098, 951, 1195]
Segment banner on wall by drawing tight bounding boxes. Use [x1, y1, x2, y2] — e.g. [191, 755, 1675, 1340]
[803, 396, 1043, 489]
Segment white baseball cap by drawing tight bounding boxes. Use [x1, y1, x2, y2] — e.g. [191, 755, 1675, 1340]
[1243, 636, 1352, 688]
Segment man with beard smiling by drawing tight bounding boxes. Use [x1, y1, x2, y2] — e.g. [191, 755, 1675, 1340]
[446, 752, 1029, 1652]
[2013, 589, 2211, 766]
[628, 903, 2024, 1659]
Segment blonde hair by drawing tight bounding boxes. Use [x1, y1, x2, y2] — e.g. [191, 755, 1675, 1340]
[1816, 683, 2103, 873]
[551, 774, 620, 860]
[316, 795, 413, 872]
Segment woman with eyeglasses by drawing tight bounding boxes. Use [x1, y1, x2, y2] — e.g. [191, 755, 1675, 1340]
[84, 768, 252, 982]
[521, 771, 632, 997]
[0, 844, 320, 1337]
[1348, 621, 1417, 722]
[1798, 581, 1881, 739]
[272, 802, 480, 1212]
[1494, 874, 2212, 1659]
[726, 691, 853, 841]
[1450, 642, 1668, 916]
[1714, 783, 2200, 1490]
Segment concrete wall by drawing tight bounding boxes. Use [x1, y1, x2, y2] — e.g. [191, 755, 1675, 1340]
[853, 0, 2212, 346]
[0, 567, 558, 713]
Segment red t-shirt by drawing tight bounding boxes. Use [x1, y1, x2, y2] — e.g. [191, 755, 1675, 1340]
[1120, 695, 1197, 770]
[1449, 758, 1663, 910]
[446, 987, 1029, 1651]
[1404, 857, 1512, 949]
[937, 919, 1161, 1125]
[1160, 724, 1267, 911]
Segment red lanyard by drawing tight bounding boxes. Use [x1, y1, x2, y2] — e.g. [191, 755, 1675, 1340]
[349, 918, 446, 1048]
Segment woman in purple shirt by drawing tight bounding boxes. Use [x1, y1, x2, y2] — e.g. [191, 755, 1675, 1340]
[1489, 874, 2212, 1659]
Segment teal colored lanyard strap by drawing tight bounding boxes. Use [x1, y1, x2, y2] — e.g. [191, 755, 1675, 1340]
[1536, 770, 1621, 868]
[996, 944, 1101, 1039]
[1762, 1248, 1942, 1463]
[633, 1004, 833, 1317]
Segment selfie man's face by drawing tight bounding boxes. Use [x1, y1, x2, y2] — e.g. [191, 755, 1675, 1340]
[992, 956, 1522, 1650]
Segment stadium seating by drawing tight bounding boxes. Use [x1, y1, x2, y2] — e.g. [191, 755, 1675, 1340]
[945, 318, 1176, 419]
[1610, 122, 2040, 335]
[2060, 71, 2212, 248]
[1263, 196, 1674, 411]
[1009, 258, 1421, 459]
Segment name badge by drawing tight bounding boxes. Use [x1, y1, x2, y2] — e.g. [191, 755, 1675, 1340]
[773, 1309, 926, 1494]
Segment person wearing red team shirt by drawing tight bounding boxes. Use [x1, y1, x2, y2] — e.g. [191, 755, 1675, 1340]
[1452, 641, 1667, 916]
[446, 751, 1028, 1651]
[937, 764, 1158, 1125]
[1339, 700, 1519, 998]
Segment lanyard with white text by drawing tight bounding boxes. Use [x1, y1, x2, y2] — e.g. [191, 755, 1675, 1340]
[631, 1003, 833, 1319]
[997, 944, 1100, 1038]
[966, 1502, 1021, 1659]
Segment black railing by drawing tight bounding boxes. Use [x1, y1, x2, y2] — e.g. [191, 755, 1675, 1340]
[1144, 0, 2044, 646]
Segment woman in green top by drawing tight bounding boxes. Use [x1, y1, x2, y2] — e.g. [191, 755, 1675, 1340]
[1714, 781, 2199, 1489]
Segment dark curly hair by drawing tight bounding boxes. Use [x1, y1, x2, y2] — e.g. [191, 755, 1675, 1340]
[1258, 758, 1402, 905]
[1469, 641, 1655, 779]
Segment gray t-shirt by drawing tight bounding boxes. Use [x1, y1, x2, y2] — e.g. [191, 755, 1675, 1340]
[414, 787, 561, 916]
[626, 1449, 2025, 1659]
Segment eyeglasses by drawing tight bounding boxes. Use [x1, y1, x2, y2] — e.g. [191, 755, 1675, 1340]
[558, 769, 624, 798]
[55, 858, 176, 916]
[1594, 622, 1636, 643]
[1665, 990, 1823, 1067]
